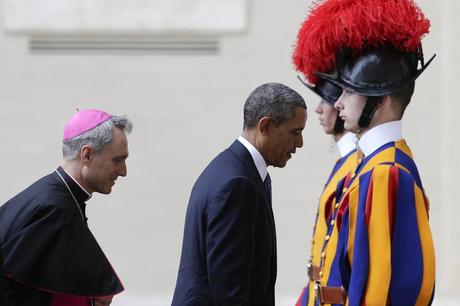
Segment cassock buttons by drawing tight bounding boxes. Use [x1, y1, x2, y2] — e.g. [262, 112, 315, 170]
[342, 187, 348, 193]
[325, 235, 330, 241]
[321, 251, 326, 258]
[335, 203, 339, 209]
[330, 220, 335, 226]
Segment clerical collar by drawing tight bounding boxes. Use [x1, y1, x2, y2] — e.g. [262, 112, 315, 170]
[56, 166, 92, 203]
[238, 136, 268, 181]
[336, 132, 356, 158]
[358, 120, 402, 156]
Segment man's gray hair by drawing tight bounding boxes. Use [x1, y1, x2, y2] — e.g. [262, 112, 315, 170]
[63, 115, 133, 160]
[243, 82, 306, 129]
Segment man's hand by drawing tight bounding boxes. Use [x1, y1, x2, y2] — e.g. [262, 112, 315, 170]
[93, 296, 113, 306]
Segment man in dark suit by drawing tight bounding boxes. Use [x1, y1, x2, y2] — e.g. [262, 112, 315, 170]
[172, 83, 308, 306]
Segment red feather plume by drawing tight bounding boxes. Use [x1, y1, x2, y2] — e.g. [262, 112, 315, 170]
[293, 0, 430, 84]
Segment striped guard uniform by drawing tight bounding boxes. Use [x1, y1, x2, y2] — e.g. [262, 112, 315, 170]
[318, 121, 435, 306]
[296, 132, 357, 306]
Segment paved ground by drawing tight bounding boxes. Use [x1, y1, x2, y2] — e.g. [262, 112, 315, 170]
[112, 294, 458, 305]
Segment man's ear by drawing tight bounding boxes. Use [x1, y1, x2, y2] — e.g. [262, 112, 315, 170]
[258, 117, 272, 135]
[80, 145, 93, 163]
[379, 95, 392, 110]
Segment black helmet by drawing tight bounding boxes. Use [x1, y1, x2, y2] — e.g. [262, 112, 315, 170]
[315, 47, 435, 128]
[315, 47, 435, 96]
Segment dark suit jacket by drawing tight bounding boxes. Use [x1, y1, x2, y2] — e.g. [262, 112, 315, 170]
[0, 251, 4, 306]
[172, 140, 277, 306]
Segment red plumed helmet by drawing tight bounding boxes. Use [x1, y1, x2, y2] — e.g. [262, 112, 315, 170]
[293, 0, 430, 84]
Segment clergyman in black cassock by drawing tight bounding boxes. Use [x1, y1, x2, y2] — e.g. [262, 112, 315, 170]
[0, 109, 132, 306]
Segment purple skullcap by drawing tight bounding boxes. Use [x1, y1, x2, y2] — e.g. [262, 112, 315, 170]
[63, 109, 113, 141]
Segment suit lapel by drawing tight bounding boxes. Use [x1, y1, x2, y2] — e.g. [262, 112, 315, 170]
[228, 140, 277, 283]
[228, 140, 271, 204]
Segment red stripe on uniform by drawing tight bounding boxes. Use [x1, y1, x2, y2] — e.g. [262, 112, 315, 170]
[324, 192, 336, 221]
[344, 172, 352, 188]
[336, 194, 349, 230]
[364, 176, 374, 228]
[388, 167, 399, 239]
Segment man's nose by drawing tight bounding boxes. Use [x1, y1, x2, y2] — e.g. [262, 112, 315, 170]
[334, 92, 346, 110]
[334, 99, 343, 110]
[118, 161, 127, 177]
[296, 134, 304, 148]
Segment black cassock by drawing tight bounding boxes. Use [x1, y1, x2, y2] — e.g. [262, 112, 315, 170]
[0, 167, 123, 305]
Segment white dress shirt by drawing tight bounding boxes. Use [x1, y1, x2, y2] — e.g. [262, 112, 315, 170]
[238, 136, 268, 181]
[359, 120, 402, 156]
[336, 132, 357, 158]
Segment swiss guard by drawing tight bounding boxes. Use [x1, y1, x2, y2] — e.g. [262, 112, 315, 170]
[293, 0, 436, 305]
[292, 4, 358, 306]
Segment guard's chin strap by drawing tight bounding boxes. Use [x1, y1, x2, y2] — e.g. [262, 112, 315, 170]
[358, 96, 384, 128]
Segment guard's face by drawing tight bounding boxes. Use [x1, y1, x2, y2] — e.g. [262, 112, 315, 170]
[83, 127, 129, 194]
[334, 90, 367, 132]
[264, 106, 307, 168]
[315, 100, 338, 134]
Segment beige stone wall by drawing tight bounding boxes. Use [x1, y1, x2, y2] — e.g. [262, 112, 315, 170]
[0, 0, 457, 304]
[3, 0, 247, 34]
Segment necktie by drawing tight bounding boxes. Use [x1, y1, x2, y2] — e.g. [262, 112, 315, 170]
[264, 173, 272, 204]
[79, 202, 88, 223]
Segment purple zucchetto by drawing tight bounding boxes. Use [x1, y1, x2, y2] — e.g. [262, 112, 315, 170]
[63, 109, 112, 141]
